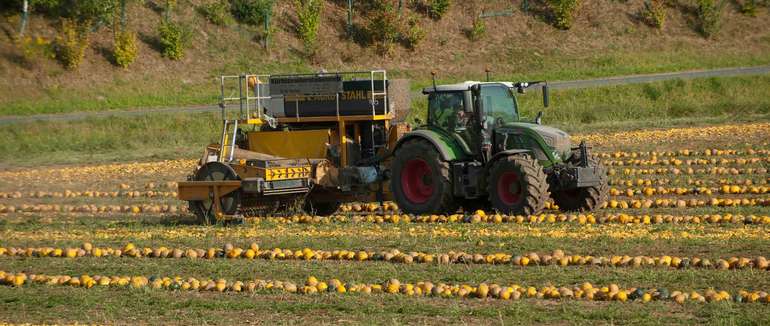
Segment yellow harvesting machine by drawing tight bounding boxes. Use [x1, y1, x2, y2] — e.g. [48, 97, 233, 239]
[177, 70, 404, 223]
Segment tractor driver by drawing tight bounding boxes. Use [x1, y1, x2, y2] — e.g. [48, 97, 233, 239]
[442, 94, 467, 131]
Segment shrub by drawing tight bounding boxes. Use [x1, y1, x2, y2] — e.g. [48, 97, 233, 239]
[428, 0, 450, 19]
[163, 0, 177, 19]
[113, 30, 137, 68]
[17, 35, 56, 62]
[736, 0, 758, 16]
[367, 3, 400, 55]
[641, 0, 666, 29]
[59, 0, 118, 27]
[198, 1, 233, 26]
[55, 18, 90, 70]
[157, 19, 189, 60]
[29, 0, 63, 12]
[294, 0, 322, 56]
[547, 0, 581, 30]
[467, 15, 486, 41]
[230, 0, 273, 26]
[695, 0, 724, 38]
[401, 15, 425, 50]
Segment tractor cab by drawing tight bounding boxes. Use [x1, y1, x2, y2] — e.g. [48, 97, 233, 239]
[426, 81, 520, 128]
[421, 81, 549, 163]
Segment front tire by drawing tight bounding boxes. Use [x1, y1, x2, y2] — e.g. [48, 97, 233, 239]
[390, 139, 457, 215]
[551, 152, 608, 212]
[189, 162, 241, 225]
[487, 155, 549, 215]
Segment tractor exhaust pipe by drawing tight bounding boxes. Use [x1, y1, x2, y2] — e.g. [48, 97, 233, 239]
[579, 141, 589, 167]
[431, 71, 437, 92]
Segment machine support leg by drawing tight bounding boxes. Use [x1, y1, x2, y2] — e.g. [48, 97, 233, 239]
[339, 121, 348, 167]
[213, 187, 222, 218]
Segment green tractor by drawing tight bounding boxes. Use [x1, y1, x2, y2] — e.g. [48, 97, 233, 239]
[390, 76, 608, 215]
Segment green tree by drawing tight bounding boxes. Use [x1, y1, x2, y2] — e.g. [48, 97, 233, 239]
[428, 0, 450, 19]
[112, 0, 138, 68]
[230, 0, 273, 26]
[55, 18, 90, 69]
[367, 2, 400, 56]
[547, 0, 580, 30]
[696, 0, 724, 38]
[294, 0, 322, 56]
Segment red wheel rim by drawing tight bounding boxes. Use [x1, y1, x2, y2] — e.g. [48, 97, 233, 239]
[497, 172, 522, 205]
[401, 159, 434, 204]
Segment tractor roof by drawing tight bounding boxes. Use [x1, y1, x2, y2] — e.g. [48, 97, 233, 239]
[422, 81, 516, 94]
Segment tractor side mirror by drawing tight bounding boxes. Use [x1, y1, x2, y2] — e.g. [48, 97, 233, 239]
[542, 83, 550, 108]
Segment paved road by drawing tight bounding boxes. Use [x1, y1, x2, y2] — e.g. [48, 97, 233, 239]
[548, 65, 770, 89]
[2, 65, 769, 125]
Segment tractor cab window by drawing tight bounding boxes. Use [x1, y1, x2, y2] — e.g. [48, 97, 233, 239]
[428, 92, 466, 131]
[481, 84, 518, 126]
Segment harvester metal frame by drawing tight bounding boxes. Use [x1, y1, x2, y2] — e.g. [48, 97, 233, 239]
[178, 70, 395, 223]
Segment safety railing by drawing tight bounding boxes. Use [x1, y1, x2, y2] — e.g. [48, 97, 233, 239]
[219, 74, 271, 124]
[219, 70, 389, 123]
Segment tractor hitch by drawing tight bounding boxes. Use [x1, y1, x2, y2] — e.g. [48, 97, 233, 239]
[548, 141, 601, 189]
[548, 164, 603, 190]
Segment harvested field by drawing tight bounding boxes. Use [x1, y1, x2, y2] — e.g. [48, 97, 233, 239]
[1, 122, 769, 324]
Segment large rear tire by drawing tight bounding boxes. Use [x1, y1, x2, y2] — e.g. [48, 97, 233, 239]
[189, 162, 241, 225]
[551, 152, 608, 212]
[390, 139, 457, 215]
[487, 155, 549, 215]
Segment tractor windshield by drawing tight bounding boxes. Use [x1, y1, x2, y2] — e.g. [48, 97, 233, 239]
[481, 84, 518, 124]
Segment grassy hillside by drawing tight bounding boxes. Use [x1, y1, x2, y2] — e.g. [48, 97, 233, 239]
[0, 0, 769, 116]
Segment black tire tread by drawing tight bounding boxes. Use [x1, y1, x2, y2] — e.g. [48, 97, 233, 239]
[487, 154, 549, 215]
[390, 139, 457, 214]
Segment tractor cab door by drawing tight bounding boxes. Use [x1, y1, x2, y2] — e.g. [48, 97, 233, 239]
[479, 84, 519, 128]
[428, 91, 479, 156]
[476, 84, 519, 155]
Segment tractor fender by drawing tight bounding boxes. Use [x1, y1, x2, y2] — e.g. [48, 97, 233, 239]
[393, 129, 467, 161]
[489, 149, 532, 164]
